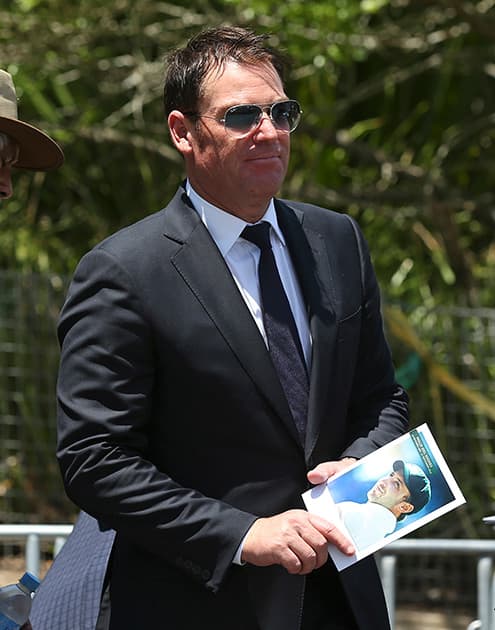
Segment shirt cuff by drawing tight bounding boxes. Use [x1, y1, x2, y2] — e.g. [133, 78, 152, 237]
[232, 528, 252, 565]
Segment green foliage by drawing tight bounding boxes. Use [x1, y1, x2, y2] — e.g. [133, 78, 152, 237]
[1, 1, 495, 544]
[1, 0, 494, 311]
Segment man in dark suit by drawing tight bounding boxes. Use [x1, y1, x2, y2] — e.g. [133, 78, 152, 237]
[54, 26, 408, 630]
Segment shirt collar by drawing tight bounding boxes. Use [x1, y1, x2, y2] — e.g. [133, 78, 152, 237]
[186, 180, 286, 257]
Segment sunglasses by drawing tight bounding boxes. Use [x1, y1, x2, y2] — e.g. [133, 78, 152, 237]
[186, 99, 302, 137]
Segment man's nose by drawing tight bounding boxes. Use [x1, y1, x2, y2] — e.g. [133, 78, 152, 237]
[0, 166, 13, 199]
[254, 112, 279, 138]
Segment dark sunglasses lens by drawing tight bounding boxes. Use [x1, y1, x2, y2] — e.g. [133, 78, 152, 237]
[225, 105, 261, 132]
[272, 101, 301, 131]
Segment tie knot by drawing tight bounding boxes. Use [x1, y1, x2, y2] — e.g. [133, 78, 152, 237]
[241, 221, 271, 251]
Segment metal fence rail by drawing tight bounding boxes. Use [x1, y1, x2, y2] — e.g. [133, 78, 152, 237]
[379, 539, 495, 629]
[0, 524, 73, 578]
[1, 527, 495, 629]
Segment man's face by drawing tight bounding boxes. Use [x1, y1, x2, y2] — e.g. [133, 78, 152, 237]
[367, 470, 411, 512]
[0, 163, 13, 199]
[172, 60, 291, 221]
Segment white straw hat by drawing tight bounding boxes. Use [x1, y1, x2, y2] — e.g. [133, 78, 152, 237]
[0, 69, 64, 170]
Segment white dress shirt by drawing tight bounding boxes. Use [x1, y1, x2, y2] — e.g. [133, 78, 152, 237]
[186, 181, 312, 367]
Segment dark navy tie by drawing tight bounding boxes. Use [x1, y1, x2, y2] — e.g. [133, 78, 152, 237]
[242, 222, 308, 441]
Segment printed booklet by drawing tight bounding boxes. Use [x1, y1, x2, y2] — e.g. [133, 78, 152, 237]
[302, 423, 466, 571]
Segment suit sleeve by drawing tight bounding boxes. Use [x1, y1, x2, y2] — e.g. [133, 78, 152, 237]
[339, 215, 409, 459]
[56, 247, 256, 593]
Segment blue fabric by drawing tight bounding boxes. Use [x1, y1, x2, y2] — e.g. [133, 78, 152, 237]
[30, 512, 114, 630]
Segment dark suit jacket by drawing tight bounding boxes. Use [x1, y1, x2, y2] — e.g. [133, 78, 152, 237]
[56, 185, 408, 630]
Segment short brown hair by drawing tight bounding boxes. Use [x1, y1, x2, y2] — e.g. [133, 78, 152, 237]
[163, 26, 290, 117]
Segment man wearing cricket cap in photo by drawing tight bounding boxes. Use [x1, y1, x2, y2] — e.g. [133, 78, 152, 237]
[0, 68, 63, 200]
[0, 68, 63, 630]
[336, 459, 432, 551]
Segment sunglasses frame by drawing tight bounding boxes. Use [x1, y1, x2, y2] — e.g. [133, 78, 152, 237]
[184, 99, 302, 137]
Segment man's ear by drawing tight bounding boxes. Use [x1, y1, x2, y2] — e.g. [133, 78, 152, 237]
[168, 110, 193, 155]
[397, 501, 414, 515]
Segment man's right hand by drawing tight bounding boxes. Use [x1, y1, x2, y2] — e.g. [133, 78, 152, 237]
[240, 509, 355, 575]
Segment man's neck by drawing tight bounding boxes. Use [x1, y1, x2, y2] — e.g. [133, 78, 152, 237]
[186, 179, 271, 223]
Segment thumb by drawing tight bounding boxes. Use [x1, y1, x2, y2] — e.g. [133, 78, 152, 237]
[307, 464, 332, 484]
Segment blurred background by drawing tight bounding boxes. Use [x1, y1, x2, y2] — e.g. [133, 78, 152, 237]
[1, 0, 495, 626]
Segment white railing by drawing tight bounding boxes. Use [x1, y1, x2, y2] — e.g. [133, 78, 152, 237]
[379, 539, 495, 630]
[0, 524, 73, 577]
[0, 527, 495, 629]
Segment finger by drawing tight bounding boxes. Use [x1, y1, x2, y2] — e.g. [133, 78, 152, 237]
[278, 546, 304, 574]
[307, 463, 334, 484]
[309, 515, 355, 555]
[307, 464, 329, 484]
[307, 459, 357, 485]
[295, 538, 329, 572]
[308, 533, 331, 569]
[287, 537, 321, 575]
[284, 520, 332, 574]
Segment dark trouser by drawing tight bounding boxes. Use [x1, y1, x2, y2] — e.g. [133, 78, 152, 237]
[105, 563, 359, 630]
[301, 564, 359, 630]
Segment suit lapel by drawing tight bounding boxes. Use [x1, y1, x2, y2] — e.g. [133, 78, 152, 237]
[275, 200, 338, 460]
[162, 188, 301, 446]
